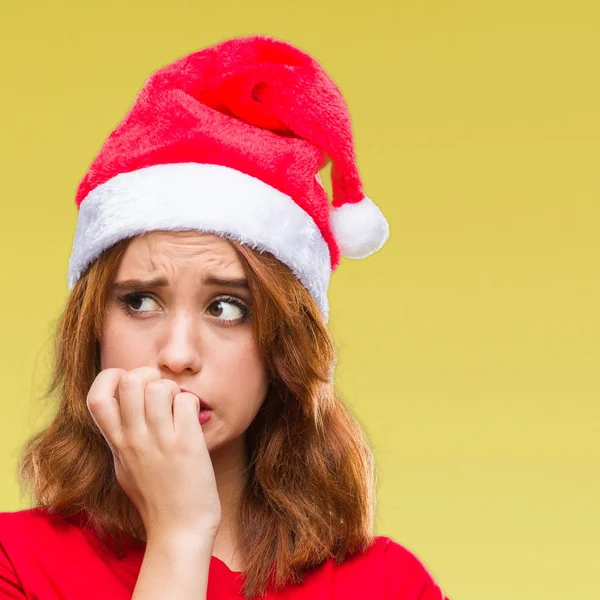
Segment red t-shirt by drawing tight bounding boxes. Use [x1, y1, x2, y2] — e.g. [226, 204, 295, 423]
[0, 508, 450, 599]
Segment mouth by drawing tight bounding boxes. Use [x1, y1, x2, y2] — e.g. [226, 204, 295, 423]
[179, 388, 212, 411]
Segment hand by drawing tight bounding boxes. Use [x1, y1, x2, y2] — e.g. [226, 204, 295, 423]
[86, 366, 222, 540]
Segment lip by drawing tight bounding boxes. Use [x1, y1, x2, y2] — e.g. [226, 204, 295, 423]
[179, 388, 212, 410]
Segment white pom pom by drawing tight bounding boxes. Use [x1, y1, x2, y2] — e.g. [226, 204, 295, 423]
[329, 196, 390, 258]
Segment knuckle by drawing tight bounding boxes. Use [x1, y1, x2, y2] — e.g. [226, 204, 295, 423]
[165, 379, 183, 394]
[86, 395, 104, 410]
[176, 391, 197, 405]
[146, 379, 179, 394]
[120, 371, 140, 386]
[145, 379, 167, 393]
[97, 367, 121, 379]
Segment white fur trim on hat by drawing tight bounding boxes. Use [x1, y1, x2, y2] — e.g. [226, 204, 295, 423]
[67, 162, 332, 321]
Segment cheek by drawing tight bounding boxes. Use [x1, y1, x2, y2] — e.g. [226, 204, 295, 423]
[99, 314, 150, 370]
[213, 339, 268, 413]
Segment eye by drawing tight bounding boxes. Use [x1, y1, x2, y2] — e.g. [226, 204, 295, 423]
[118, 293, 159, 314]
[207, 297, 249, 323]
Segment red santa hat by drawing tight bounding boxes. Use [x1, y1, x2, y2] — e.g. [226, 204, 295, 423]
[67, 34, 389, 322]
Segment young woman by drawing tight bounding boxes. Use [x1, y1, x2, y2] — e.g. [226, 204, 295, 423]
[0, 35, 450, 600]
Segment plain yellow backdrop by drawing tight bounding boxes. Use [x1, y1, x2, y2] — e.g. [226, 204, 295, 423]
[1, 1, 599, 599]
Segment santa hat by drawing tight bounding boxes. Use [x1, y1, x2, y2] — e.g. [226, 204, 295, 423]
[67, 34, 389, 322]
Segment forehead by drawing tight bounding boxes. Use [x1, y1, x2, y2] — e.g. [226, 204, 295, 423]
[116, 231, 243, 275]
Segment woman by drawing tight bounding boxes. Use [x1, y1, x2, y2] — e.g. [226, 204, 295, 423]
[0, 35, 450, 600]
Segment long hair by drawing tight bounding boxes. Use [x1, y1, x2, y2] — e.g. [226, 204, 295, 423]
[18, 235, 378, 599]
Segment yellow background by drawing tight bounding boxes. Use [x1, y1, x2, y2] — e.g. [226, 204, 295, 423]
[1, 1, 599, 598]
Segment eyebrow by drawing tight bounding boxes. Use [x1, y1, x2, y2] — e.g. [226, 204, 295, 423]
[203, 275, 249, 289]
[110, 275, 249, 292]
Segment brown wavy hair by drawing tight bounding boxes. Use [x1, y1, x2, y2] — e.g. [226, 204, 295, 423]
[18, 234, 377, 599]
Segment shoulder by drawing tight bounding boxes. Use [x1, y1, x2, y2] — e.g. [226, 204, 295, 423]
[0, 507, 130, 562]
[0, 507, 79, 544]
[0, 508, 75, 596]
[0, 507, 105, 574]
[0, 507, 67, 526]
[315, 536, 449, 600]
[0, 508, 79, 563]
[0, 508, 142, 599]
[0, 507, 61, 539]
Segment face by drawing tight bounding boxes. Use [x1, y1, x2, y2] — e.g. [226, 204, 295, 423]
[100, 230, 269, 455]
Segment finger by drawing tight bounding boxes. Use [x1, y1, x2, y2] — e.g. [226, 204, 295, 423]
[173, 392, 206, 441]
[86, 368, 127, 452]
[118, 367, 162, 437]
[144, 379, 181, 438]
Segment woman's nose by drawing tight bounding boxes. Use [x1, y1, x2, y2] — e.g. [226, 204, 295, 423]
[156, 312, 203, 374]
